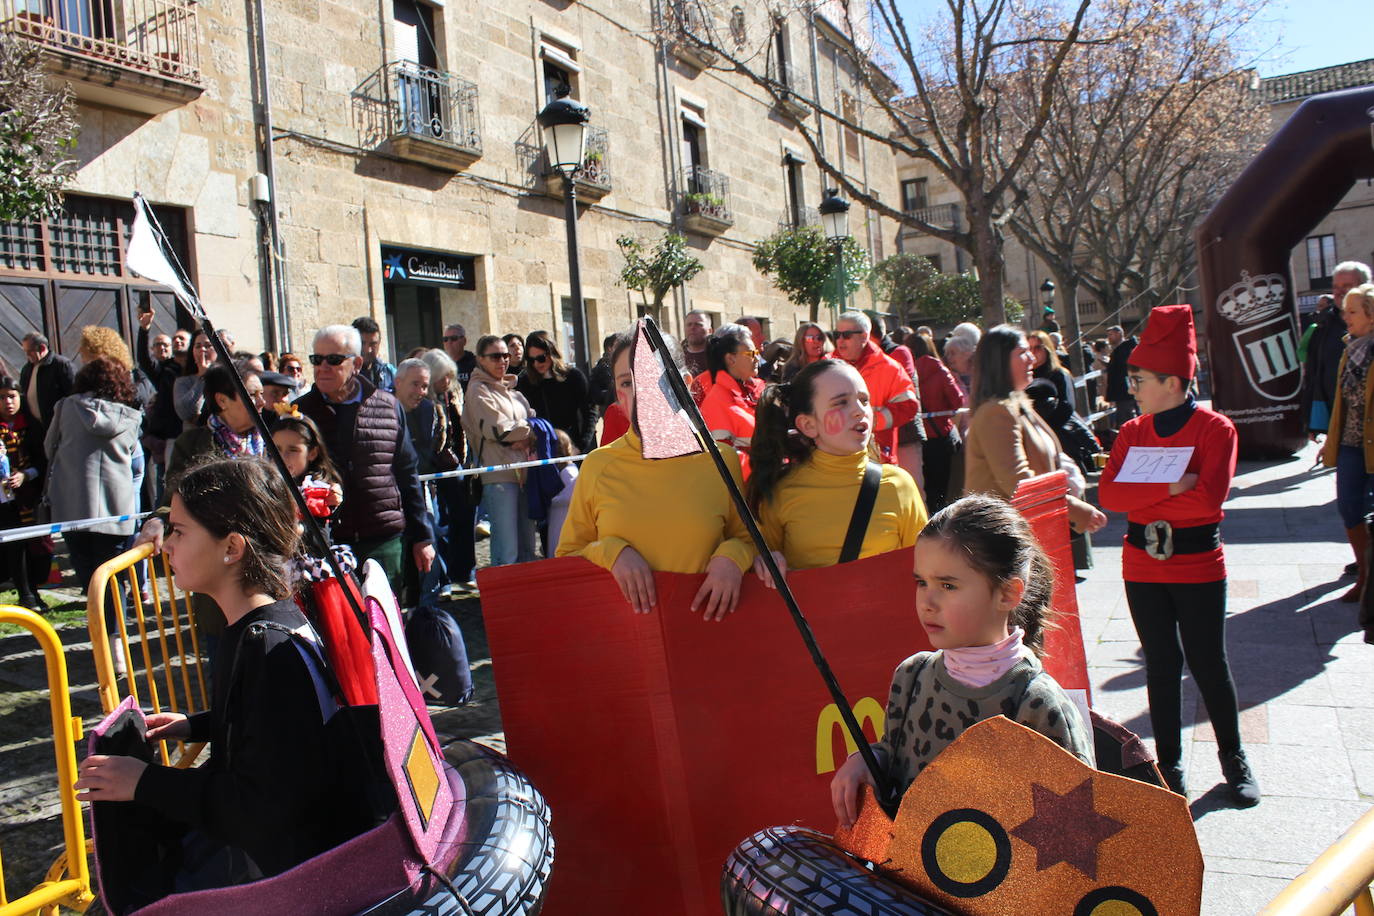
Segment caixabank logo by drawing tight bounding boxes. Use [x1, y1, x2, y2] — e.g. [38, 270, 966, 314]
[1217, 270, 1301, 401]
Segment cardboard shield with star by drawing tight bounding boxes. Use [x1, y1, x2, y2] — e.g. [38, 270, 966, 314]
[837, 716, 1202, 915]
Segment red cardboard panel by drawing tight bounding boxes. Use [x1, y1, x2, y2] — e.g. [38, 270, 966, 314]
[478, 473, 1087, 914]
[479, 549, 923, 914]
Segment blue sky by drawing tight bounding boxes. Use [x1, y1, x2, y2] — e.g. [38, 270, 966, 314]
[888, 0, 1369, 78]
[1252, 0, 1368, 76]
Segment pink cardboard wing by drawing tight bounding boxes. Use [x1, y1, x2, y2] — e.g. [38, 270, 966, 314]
[362, 562, 458, 867]
[633, 319, 703, 459]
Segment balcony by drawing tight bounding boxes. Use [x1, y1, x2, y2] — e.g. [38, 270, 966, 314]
[901, 203, 960, 234]
[667, 0, 716, 73]
[777, 205, 819, 232]
[767, 59, 810, 120]
[679, 165, 732, 237]
[541, 125, 612, 203]
[353, 62, 482, 172]
[2, 0, 202, 114]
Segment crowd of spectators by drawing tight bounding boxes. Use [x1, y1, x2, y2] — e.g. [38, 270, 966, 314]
[0, 310, 1144, 620]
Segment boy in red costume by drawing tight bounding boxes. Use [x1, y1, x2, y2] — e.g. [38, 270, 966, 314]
[1097, 304, 1260, 806]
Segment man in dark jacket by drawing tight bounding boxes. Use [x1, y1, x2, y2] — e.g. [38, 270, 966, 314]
[1305, 294, 1348, 438]
[19, 333, 75, 434]
[296, 325, 434, 593]
[353, 316, 397, 393]
[1104, 325, 1138, 428]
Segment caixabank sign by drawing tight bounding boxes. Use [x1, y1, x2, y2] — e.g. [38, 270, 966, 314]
[380, 245, 476, 289]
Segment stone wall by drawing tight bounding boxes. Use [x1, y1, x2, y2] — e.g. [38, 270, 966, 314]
[45, 0, 899, 360]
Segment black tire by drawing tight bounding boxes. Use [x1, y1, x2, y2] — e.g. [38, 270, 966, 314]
[721, 826, 952, 916]
[362, 740, 553, 915]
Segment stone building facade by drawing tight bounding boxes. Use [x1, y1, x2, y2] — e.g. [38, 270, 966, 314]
[0, 0, 898, 372]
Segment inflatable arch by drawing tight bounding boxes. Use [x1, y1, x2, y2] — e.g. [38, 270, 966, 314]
[1196, 85, 1374, 458]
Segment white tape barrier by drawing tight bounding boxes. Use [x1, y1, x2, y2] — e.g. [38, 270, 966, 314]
[1073, 369, 1103, 388]
[418, 453, 588, 483]
[0, 511, 151, 545]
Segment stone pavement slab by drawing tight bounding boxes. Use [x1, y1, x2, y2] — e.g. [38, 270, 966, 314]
[1082, 439, 1371, 915]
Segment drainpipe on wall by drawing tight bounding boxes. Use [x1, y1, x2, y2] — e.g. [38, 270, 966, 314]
[249, 0, 291, 352]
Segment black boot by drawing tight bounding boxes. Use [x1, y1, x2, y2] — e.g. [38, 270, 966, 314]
[1159, 763, 1186, 796]
[16, 591, 44, 613]
[1219, 749, 1260, 807]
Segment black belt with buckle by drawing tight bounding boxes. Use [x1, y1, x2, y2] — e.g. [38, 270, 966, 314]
[1126, 521, 1220, 560]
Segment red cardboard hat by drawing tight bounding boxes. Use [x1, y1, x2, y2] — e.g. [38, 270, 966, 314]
[1130, 304, 1196, 379]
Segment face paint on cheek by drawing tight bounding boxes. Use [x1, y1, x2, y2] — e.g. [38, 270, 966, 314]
[822, 409, 846, 437]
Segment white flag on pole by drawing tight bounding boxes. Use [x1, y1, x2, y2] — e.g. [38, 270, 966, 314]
[126, 194, 199, 315]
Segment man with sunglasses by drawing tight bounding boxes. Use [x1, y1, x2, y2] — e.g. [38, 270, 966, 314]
[442, 323, 478, 391]
[833, 312, 919, 465]
[295, 325, 434, 593]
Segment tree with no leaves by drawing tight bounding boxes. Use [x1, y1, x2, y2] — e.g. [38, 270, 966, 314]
[665, 0, 1092, 326]
[0, 34, 77, 222]
[1001, 0, 1269, 368]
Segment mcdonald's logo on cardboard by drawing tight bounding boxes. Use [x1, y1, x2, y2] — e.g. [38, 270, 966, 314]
[815, 697, 886, 774]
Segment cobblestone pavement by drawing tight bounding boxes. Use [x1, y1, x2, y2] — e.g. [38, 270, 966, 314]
[3, 451, 1370, 912]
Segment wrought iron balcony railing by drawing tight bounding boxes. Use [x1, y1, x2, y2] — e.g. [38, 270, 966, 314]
[2, 0, 201, 86]
[681, 165, 733, 224]
[354, 61, 482, 167]
[778, 205, 819, 231]
[903, 202, 960, 232]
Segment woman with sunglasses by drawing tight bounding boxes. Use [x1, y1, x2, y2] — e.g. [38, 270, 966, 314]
[277, 353, 306, 398]
[699, 324, 765, 478]
[1028, 330, 1076, 411]
[462, 335, 538, 566]
[515, 330, 596, 454]
[780, 321, 832, 382]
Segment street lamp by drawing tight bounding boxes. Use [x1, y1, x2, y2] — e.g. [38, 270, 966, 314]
[1039, 278, 1056, 329]
[819, 188, 851, 316]
[539, 87, 591, 357]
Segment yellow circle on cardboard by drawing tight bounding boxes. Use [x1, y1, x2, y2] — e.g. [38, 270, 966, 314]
[933, 820, 999, 884]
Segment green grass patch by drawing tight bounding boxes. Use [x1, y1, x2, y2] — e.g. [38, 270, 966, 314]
[0, 589, 87, 634]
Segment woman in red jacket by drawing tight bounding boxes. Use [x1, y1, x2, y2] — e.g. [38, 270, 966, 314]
[1097, 305, 1258, 807]
[907, 333, 965, 513]
[699, 324, 765, 478]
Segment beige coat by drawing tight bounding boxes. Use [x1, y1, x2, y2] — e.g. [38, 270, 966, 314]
[964, 393, 1096, 530]
[460, 365, 534, 484]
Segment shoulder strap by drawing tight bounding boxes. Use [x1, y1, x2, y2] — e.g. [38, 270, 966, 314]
[840, 461, 883, 564]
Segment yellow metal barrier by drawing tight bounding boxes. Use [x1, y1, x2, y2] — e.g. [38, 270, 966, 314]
[0, 606, 93, 916]
[1261, 806, 1374, 915]
[87, 543, 209, 768]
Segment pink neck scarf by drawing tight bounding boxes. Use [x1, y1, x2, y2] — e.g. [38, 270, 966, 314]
[943, 627, 1029, 688]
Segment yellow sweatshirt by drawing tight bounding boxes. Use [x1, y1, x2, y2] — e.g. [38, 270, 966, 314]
[555, 430, 756, 574]
[759, 449, 926, 570]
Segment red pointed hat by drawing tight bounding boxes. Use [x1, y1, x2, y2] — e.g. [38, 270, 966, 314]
[1129, 304, 1196, 379]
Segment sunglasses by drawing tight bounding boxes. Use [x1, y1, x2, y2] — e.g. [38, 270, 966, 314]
[483, 352, 511, 361]
[442, 335, 464, 343]
[528, 353, 550, 364]
[309, 353, 353, 366]
[836, 329, 867, 339]
[738, 348, 760, 359]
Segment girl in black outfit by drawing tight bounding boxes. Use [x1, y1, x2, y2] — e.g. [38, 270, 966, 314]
[516, 330, 596, 454]
[75, 458, 374, 895]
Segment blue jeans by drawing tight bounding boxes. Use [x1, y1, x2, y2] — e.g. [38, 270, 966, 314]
[481, 482, 536, 567]
[1335, 445, 1374, 528]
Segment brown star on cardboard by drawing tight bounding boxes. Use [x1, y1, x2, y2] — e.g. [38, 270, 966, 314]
[1010, 778, 1125, 879]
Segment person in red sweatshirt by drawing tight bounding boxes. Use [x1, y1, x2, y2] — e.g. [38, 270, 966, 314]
[834, 311, 919, 465]
[1097, 304, 1259, 807]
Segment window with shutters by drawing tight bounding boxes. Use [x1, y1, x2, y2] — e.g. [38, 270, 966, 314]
[1307, 234, 1337, 287]
[540, 34, 581, 105]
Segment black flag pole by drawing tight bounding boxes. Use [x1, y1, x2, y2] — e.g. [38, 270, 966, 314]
[638, 317, 894, 809]
[132, 194, 372, 638]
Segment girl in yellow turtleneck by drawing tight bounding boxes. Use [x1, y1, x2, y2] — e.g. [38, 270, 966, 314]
[747, 360, 927, 584]
[556, 331, 755, 620]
